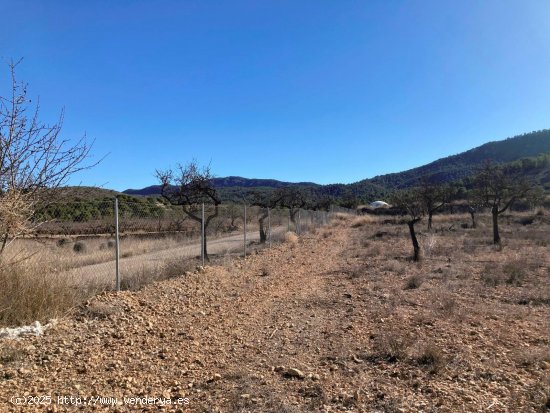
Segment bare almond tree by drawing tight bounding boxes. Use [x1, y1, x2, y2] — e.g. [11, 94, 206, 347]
[391, 189, 425, 262]
[275, 186, 309, 231]
[248, 190, 281, 243]
[417, 177, 455, 230]
[156, 161, 221, 261]
[0, 60, 96, 255]
[472, 162, 533, 245]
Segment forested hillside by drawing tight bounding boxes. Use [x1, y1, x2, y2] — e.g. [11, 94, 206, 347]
[366, 129, 550, 189]
[123, 129, 550, 204]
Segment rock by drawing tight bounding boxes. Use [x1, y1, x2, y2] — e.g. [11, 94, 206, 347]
[207, 373, 222, 383]
[352, 355, 363, 363]
[284, 368, 305, 379]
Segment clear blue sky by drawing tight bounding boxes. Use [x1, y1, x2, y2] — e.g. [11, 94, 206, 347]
[1, 1, 549, 191]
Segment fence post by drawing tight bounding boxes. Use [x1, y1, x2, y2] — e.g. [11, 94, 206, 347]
[201, 203, 205, 266]
[267, 207, 272, 248]
[243, 203, 247, 258]
[298, 209, 301, 235]
[288, 209, 291, 232]
[114, 197, 120, 292]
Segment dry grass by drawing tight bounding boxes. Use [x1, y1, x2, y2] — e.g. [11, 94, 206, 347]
[350, 215, 375, 228]
[0, 234, 203, 326]
[284, 231, 299, 244]
[120, 258, 195, 291]
[0, 262, 105, 326]
[4, 235, 192, 275]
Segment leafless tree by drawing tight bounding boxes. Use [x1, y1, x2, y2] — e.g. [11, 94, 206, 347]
[464, 192, 483, 229]
[156, 161, 221, 260]
[275, 186, 309, 231]
[391, 189, 425, 262]
[0, 60, 96, 255]
[417, 177, 455, 230]
[472, 162, 533, 245]
[248, 191, 281, 243]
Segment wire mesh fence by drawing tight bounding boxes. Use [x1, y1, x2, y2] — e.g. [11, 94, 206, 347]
[1, 198, 354, 294]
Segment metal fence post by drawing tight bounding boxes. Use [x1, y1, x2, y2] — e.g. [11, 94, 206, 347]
[267, 207, 272, 248]
[243, 203, 247, 258]
[114, 197, 120, 291]
[288, 209, 291, 232]
[201, 203, 205, 266]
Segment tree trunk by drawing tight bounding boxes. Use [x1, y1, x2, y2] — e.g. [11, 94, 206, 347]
[408, 219, 421, 262]
[427, 212, 433, 231]
[258, 209, 268, 243]
[492, 206, 500, 245]
[469, 208, 476, 229]
[290, 209, 298, 232]
[202, 204, 220, 262]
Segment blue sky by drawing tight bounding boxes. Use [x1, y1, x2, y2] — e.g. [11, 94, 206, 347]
[1, 1, 549, 191]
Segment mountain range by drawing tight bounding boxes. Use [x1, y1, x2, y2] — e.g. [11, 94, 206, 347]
[123, 129, 550, 204]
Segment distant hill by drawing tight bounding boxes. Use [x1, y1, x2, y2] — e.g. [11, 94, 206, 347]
[122, 129, 550, 204]
[366, 129, 550, 189]
[52, 186, 123, 201]
[124, 177, 321, 197]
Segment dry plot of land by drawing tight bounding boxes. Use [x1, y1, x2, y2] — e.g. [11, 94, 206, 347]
[0, 213, 549, 412]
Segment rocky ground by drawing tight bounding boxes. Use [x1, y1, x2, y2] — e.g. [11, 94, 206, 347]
[0, 214, 549, 412]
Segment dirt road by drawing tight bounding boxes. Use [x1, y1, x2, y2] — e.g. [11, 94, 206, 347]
[63, 227, 285, 286]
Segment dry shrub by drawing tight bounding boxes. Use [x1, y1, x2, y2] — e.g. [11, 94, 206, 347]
[334, 213, 349, 221]
[480, 267, 503, 287]
[381, 259, 406, 275]
[430, 290, 458, 318]
[321, 229, 333, 239]
[330, 213, 351, 227]
[414, 343, 446, 374]
[0, 262, 99, 326]
[404, 275, 424, 290]
[371, 329, 415, 362]
[481, 259, 529, 287]
[513, 348, 550, 369]
[73, 241, 88, 254]
[438, 295, 457, 317]
[284, 231, 299, 244]
[503, 260, 527, 286]
[422, 234, 438, 257]
[351, 216, 374, 228]
[518, 291, 550, 306]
